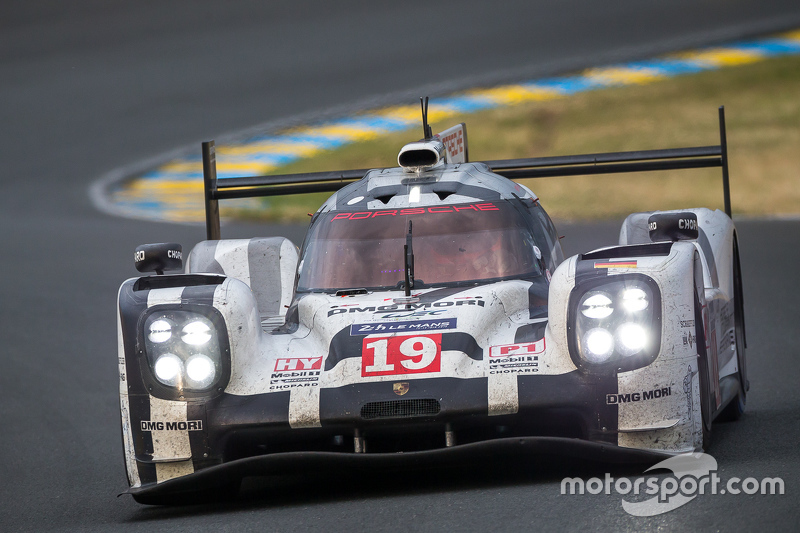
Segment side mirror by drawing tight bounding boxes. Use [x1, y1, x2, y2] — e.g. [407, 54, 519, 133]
[134, 243, 183, 275]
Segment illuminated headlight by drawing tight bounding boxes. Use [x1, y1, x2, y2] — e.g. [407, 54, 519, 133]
[142, 309, 228, 393]
[616, 323, 648, 356]
[569, 275, 661, 372]
[583, 328, 614, 363]
[622, 288, 648, 312]
[148, 318, 174, 343]
[185, 354, 216, 389]
[182, 320, 212, 345]
[154, 353, 183, 386]
[581, 293, 613, 319]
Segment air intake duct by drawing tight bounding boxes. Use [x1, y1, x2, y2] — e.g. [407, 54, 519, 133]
[398, 140, 446, 172]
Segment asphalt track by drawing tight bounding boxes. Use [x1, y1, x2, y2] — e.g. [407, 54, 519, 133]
[2, 2, 800, 531]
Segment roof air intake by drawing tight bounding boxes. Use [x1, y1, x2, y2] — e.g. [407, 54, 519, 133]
[398, 140, 446, 173]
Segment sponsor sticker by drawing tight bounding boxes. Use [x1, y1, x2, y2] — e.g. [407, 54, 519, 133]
[350, 318, 457, 336]
[683, 332, 697, 348]
[327, 298, 484, 317]
[274, 357, 322, 371]
[489, 339, 546, 358]
[606, 386, 672, 404]
[140, 420, 203, 431]
[489, 358, 539, 373]
[488, 356, 539, 375]
[330, 202, 500, 222]
[270, 357, 323, 390]
[488, 340, 545, 375]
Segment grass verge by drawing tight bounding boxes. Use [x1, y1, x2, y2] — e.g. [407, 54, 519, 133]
[233, 54, 800, 222]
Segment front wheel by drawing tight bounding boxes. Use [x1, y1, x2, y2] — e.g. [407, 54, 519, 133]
[695, 287, 712, 450]
[719, 237, 747, 421]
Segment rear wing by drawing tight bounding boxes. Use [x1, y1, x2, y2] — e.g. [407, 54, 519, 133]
[202, 107, 731, 240]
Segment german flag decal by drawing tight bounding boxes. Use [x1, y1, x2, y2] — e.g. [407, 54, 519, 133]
[594, 260, 638, 269]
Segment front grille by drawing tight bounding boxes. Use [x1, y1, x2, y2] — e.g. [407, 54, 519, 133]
[360, 399, 441, 420]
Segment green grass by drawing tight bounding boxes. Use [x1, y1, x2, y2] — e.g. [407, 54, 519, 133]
[231, 54, 800, 222]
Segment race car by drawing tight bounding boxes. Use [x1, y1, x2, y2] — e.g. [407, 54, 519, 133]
[117, 102, 747, 504]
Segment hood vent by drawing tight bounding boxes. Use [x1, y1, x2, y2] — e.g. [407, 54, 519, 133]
[374, 193, 395, 204]
[434, 190, 454, 201]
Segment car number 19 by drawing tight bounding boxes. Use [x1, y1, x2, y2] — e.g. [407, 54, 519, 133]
[361, 334, 442, 376]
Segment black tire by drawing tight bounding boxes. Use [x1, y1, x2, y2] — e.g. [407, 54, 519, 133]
[719, 237, 747, 421]
[695, 289, 712, 451]
[132, 480, 241, 506]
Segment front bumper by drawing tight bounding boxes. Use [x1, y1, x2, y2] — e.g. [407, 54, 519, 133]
[126, 435, 671, 500]
[125, 369, 691, 497]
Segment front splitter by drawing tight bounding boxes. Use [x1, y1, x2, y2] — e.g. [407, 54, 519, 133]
[125, 436, 672, 501]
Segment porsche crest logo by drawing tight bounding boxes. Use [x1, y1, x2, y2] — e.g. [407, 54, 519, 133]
[393, 382, 409, 396]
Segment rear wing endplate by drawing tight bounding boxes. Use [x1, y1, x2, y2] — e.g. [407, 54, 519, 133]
[203, 107, 731, 240]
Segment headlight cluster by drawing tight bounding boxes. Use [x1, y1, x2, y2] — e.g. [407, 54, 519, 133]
[569, 275, 661, 372]
[143, 310, 226, 392]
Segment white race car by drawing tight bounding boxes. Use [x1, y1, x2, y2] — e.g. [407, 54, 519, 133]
[118, 102, 747, 504]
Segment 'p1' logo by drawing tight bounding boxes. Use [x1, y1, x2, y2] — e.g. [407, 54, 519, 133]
[489, 339, 546, 358]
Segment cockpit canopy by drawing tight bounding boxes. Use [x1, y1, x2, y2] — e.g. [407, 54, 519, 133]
[296, 200, 543, 292]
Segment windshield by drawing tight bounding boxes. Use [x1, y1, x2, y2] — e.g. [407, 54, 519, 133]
[297, 201, 543, 292]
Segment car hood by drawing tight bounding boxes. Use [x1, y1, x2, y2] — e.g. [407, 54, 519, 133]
[222, 279, 572, 397]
